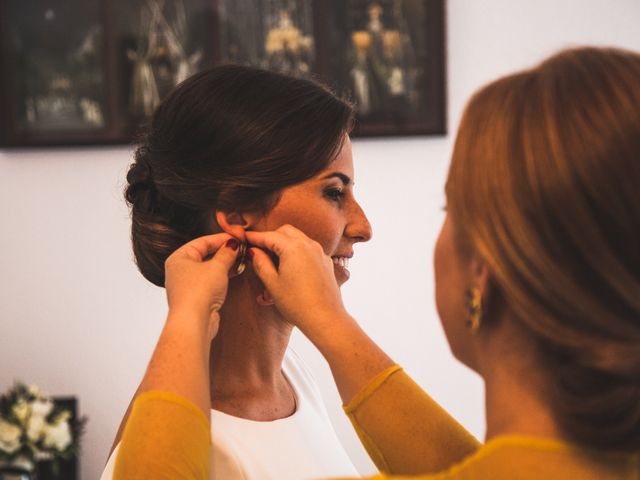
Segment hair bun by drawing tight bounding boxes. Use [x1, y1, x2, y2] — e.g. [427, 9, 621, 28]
[125, 151, 157, 212]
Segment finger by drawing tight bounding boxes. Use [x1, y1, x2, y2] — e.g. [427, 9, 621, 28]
[249, 247, 278, 288]
[210, 238, 241, 274]
[179, 233, 234, 261]
[277, 224, 308, 239]
[245, 231, 291, 257]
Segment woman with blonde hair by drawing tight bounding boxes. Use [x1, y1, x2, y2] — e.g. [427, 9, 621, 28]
[115, 46, 640, 479]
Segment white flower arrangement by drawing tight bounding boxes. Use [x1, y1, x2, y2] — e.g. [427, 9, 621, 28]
[0, 382, 85, 475]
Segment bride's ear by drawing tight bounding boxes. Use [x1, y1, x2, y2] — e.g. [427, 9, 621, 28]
[215, 210, 256, 240]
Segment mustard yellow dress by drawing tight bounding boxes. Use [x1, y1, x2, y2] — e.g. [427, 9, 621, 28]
[114, 366, 640, 479]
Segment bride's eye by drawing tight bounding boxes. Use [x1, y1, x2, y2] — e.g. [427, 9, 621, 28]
[324, 187, 345, 202]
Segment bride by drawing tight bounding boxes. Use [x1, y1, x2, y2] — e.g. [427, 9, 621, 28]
[101, 64, 372, 480]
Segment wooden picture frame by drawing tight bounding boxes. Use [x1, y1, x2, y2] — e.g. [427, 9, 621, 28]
[0, 0, 445, 146]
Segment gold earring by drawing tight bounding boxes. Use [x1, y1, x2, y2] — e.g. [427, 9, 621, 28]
[236, 241, 247, 275]
[465, 287, 482, 334]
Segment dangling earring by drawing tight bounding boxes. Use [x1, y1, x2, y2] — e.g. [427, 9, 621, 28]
[235, 241, 247, 275]
[465, 287, 482, 334]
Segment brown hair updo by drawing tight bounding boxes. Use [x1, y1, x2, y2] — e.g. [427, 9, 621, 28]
[125, 65, 354, 287]
[447, 47, 640, 451]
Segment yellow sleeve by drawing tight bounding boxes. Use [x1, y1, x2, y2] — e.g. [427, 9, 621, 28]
[344, 366, 480, 476]
[114, 391, 211, 480]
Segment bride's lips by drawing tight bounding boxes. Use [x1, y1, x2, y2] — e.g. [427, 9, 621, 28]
[331, 254, 353, 282]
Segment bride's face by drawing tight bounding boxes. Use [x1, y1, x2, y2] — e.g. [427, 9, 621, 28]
[255, 136, 372, 286]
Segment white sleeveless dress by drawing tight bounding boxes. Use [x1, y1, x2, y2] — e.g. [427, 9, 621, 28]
[100, 348, 360, 479]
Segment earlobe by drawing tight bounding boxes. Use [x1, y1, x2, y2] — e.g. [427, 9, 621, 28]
[256, 290, 275, 306]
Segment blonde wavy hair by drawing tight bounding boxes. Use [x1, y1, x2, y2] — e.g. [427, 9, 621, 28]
[447, 47, 640, 451]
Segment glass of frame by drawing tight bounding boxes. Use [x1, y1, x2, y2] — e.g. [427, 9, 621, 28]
[218, 0, 316, 77]
[1, 1, 106, 141]
[327, 0, 445, 136]
[112, 0, 213, 131]
[0, 0, 445, 146]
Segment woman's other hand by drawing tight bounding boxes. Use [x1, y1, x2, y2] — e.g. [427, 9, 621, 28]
[246, 225, 348, 335]
[247, 225, 394, 403]
[164, 233, 240, 340]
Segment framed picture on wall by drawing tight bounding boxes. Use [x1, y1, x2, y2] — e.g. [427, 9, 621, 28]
[0, 0, 445, 146]
[326, 0, 446, 136]
[0, 0, 215, 146]
[217, 0, 317, 77]
[0, 0, 109, 145]
[111, 0, 213, 132]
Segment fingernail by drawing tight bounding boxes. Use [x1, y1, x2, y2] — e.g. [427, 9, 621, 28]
[226, 239, 239, 251]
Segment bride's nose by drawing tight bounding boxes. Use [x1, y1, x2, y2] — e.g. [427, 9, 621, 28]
[346, 200, 373, 242]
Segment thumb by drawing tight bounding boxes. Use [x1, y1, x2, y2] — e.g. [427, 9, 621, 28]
[249, 247, 278, 289]
[211, 238, 241, 274]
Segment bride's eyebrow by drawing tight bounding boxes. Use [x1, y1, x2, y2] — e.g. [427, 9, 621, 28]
[321, 172, 352, 186]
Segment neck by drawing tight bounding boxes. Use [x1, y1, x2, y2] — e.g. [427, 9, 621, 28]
[478, 320, 563, 443]
[483, 362, 561, 442]
[210, 272, 293, 399]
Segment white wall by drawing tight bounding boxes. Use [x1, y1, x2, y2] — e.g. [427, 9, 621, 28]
[1, 1, 639, 478]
